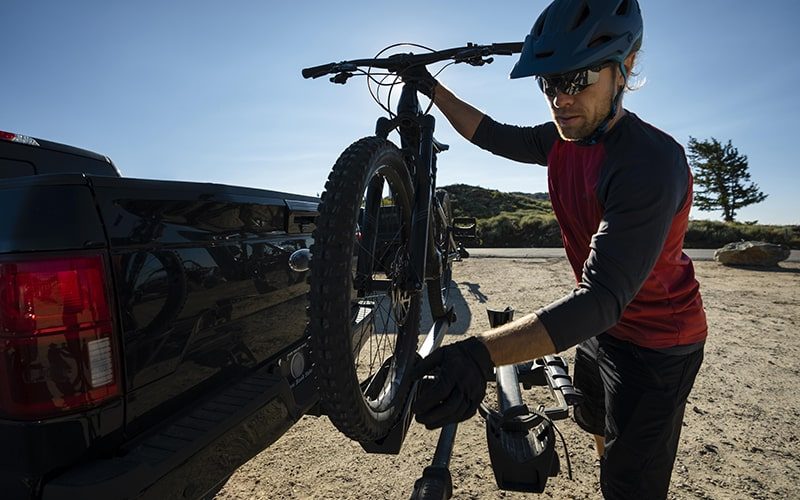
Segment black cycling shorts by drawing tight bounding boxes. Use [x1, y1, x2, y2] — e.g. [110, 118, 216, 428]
[572, 333, 704, 500]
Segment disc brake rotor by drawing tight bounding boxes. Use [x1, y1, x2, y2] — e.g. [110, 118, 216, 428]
[389, 247, 412, 326]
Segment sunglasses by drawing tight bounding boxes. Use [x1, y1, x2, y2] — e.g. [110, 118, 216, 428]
[536, 63, 611, 98]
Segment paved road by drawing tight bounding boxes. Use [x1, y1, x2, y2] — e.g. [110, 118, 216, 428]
[468, 247, 800, 262]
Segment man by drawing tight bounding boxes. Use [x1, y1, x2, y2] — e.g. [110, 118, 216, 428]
[410, 0, 707, 498]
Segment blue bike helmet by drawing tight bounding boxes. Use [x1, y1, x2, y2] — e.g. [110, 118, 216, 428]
[510, 0, 643, 78]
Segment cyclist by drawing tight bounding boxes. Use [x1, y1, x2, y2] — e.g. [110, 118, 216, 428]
[411, 0, 707, 498]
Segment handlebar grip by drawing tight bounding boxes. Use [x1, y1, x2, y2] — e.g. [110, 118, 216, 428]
[491, 42, 524, 55]
[302, 63, 337, 79]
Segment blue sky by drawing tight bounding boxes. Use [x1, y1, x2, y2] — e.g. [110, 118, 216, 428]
[3, 1, 798, 224]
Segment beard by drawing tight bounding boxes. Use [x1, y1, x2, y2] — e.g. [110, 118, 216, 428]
[550, 74, 623, 142]
[552, 96, 614, 141]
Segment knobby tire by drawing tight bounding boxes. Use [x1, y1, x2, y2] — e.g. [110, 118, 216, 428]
[309, 136, 420, 442]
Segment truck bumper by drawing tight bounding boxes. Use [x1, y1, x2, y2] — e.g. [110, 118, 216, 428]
[41, 346, 318, 500]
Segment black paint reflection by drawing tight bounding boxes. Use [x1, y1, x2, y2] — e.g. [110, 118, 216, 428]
[102, 191, 315, 429]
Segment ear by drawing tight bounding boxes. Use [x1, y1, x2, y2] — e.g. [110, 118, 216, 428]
[615, 51, 637, 88]
[623, 51, 637, 78]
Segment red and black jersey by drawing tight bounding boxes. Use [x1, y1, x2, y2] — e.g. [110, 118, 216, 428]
[471, 111, 707, 351]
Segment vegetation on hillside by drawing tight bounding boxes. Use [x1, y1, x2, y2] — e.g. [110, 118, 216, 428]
[441, 184, 560, 247]
[683, 220, 799, 249]
[440, 184, 799, 249]
[442, 184, 551, 218]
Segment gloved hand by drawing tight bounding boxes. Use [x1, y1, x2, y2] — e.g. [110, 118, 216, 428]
[412, 337, 494, 429]
[401, 64, 439, 99]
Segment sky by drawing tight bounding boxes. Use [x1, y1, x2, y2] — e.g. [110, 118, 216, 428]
[2, 1, 798, 225]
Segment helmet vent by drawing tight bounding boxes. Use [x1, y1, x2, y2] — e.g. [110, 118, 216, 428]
[588, 35, 613, 48]
[534, 6, 550, 36]
[616, 0, 630, 16]
[535, 51, 555, 59]
[572, 3, 591, 31]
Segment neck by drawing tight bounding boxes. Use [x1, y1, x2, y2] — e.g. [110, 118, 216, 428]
[606, 106, 627, 131]
[579, 89, 626, 145]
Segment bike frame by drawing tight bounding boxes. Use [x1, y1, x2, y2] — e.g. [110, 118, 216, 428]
[303, 43, 524, 297]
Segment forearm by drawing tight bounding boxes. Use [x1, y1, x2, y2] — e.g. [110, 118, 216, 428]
[478, 312, 557, 366]
[431, 83, 485, 141]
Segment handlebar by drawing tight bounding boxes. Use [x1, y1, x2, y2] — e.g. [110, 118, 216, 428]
[302, 41, 523, 80]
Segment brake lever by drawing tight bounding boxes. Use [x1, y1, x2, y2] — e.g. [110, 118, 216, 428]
[330, 71, 354, 84]
[465, 56, 494, 67]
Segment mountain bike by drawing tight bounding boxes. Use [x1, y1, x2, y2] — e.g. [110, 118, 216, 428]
[302, 42, 522, 443]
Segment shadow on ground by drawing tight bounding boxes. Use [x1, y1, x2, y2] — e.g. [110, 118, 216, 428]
[718, 264, 800, 274]
[420, 279, 472, 337]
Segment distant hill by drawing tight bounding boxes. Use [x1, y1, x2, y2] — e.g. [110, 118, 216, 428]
[439, 184, 560, 247]
[438, 184, 799, 249]
[510, 191, 550, 201]
[440, 184, 551, 218]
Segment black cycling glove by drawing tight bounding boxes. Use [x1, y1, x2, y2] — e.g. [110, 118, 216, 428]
[401, 64, 438, 99]
[411, 337, 494, 429]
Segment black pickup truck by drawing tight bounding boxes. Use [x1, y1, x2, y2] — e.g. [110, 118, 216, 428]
[0, 130, 319, 499]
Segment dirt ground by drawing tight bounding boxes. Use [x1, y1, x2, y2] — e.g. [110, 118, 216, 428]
[216, 257, 800, 499]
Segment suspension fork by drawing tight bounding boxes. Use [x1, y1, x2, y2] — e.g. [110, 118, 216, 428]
[375, 83, 436, 292]
[407, 114, 436, 291]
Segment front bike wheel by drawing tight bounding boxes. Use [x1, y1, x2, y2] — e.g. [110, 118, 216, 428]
[427, 189, 455, 318]
[309, 136, 420, 442]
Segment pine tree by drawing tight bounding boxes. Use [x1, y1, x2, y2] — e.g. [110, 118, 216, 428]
[686, 137, 767, 222]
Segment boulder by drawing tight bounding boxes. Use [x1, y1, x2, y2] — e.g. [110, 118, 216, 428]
[714, 241, 790, 267]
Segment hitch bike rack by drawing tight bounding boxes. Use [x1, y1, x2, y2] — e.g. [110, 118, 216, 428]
[351, 305, 581, 498]
[413, 306, 581, 499]
[481, 307, 581, 493]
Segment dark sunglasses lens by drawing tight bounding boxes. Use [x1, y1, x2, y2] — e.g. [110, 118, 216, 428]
[537, 76, 558, 97]
[537, 67, 602, 97]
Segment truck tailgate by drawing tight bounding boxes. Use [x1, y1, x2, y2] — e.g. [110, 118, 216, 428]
[87, 176, 317, 435]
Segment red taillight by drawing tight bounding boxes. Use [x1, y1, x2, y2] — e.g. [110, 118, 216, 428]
[0, 254, 119, 419]
[0, 130, 40, 146]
